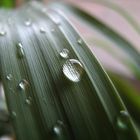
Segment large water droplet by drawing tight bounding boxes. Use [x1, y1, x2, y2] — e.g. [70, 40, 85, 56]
[17, 43, 24, 58]
[24, 19, 32, 26]
[63, 59, 83, 82]
[40, 27, 46, 33]
[60, 49, 69, 59]
[6, 74, 13, 81]
[18, 79, 29, 91]
[0, 30, 6, 36]
[116, 110, 130, 130]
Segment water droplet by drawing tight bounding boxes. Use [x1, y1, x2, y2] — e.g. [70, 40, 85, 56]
[18, 79, 29, 91]
[24, 19, 32, 26]
[6, 74, 13, 81]
[0, 30, 6, 36]
[25, 99, 31, 105]
[60, 49, 69, 59]
[53, 124, 63, 136]
[63, 59, 84, 82]
[40, 27, 46, 33]
[53, 18, 61, 26]
[11, 111, 16, 118]
[116, 110, 130, 130]
[17, 43, 24, 58]
[57, 120, 64, 126]
[77, 38, 82, 45]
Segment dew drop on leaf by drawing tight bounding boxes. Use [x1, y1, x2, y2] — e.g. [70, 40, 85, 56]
[53, 122, 64, 136]
[116, 110, 130, 130]
[24, 19, 32, 26]
[77, 38, 82, 45]
[40, 27, 46, 33]
[17, 43, 24, 58]
[11, 111, 17, 118]
[60, 49, 69, 59]
[0, 30, 6, 36]
[6, 74, 13, 81]
[18, 79, 29, 91]
[63, 59, 84, 82]
[25, 99, 31, 105]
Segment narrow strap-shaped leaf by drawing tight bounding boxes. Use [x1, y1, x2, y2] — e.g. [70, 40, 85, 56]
[0, 2, 139, 140]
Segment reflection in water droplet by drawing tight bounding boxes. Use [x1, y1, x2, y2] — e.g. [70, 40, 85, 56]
[0, 30, 6, 36]
[63, 59, 83, 82]
[25, 99, 31, 105]
[17, 43, 24, 58]
[77, 38, 82, 45]
[40, 27, 46, 33]
[117, 110, 129, 130]
[60, 49, 69, 59]
[6, 74, 13, 81]
[24, 19, 32, 26]
[18, 79, 29, 91]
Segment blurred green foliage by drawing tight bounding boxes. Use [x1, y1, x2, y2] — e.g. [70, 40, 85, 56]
[0, 0, 14, 8]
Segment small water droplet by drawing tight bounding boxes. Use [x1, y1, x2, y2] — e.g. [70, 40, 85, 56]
[63, 59, 84, 82]
[18, 79, 29, 91]
[60, 49, 69, 59]
[57, 120, 64, 126]
[53, 124, 63, 136]
[53, 18, 61, 26]
[24, 19, 32, 26]
[6, 74, 13, 81]
[0, 30, 6, 36]
[40, 27, 46, 33]
[17, 43, 24, 58]
[11, 111, 16, 118]
[28, 96, 32, 100]
[116, 110, 130, 130]
[25, 99, 31, 105]
[77, 38, 82, 45]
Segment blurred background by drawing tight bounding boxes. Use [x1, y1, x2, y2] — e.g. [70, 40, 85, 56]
[0, 0, 140, 139]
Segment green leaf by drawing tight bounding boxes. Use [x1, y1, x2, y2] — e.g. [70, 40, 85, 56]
[0, 1, 139, 140]
[0, 0, 14, 8]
